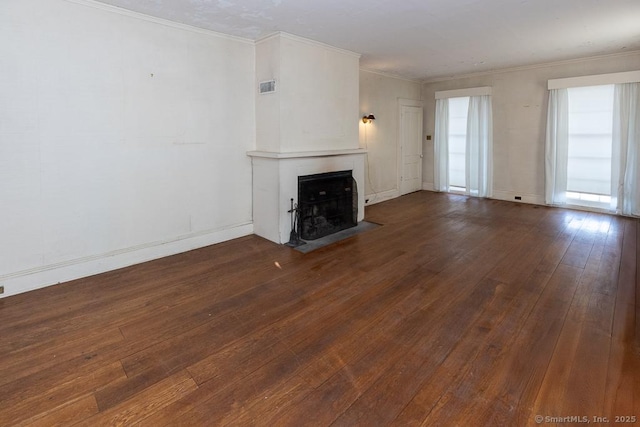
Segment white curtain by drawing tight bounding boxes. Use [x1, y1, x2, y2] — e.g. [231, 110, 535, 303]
[434, 98, 449, 192]
[545, 88, 569, 205]
[612, 82, 640, 216]
[466, 95, 493, 197]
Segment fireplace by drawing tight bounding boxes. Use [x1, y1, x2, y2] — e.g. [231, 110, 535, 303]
[247, 149, 366, 244]
[298, 170, 357, 240]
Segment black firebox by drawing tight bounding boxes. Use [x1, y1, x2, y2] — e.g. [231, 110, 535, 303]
[298, 170, 357, 240]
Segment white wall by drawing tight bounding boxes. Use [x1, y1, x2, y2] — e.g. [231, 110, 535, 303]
[359, 70, 422, 204]
[421, 52, 640, 204]
[256, 33, 361, 153]
[0, 0, 256, 297]
[255, 34, 281, 153]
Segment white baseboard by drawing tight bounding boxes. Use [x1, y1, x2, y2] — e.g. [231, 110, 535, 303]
[365, 189, 400, 206]
[491, 190, 545, 206]
[0, 223, 254, 299]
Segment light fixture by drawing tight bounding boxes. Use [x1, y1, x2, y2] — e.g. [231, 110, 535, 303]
[362, 114, 376, 124]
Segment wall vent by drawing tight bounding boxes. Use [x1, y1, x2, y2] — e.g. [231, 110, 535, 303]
[259, 80, 276, 94]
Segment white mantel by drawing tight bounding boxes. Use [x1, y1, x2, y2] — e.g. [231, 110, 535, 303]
[247, 148, 366, 159]
[249, 149, 367, 244]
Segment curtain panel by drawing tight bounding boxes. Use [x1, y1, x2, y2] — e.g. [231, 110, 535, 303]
[466, 95, 493, 198]
[434, 99, 449, 192]
[613, 82, 640, 216]
[544, 88, 569, 205]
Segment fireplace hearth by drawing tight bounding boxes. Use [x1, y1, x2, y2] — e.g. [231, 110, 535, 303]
[298, 170, 357, 240]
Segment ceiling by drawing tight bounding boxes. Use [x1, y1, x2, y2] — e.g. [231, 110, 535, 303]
[95, 0, 640, 81]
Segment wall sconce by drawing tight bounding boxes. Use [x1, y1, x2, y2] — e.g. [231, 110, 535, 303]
[362, 114, 376, 124]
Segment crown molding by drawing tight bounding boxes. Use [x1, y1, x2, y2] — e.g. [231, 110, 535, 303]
[64, 0, 254, 44]
[359, 68, 422, 84]
[421, 49, 640, 84]
[257, 32, 361, 59]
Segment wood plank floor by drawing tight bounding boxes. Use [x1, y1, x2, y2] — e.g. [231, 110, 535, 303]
[1, 191, 638, 426]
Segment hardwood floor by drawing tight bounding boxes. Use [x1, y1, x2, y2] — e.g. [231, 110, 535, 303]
[0, 191, 638, 426]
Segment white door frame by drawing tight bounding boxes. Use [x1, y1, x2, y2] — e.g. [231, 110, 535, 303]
[397, 98, 424, 195]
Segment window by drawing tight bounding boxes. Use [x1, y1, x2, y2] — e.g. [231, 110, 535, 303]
[448, 97, 469, 192]
[434, 87, 493, 198]
[546, 70, 640, 216]
[566, 85, 614, 208]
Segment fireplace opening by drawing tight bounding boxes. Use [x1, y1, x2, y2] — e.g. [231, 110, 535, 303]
[298, 170, 357, 240]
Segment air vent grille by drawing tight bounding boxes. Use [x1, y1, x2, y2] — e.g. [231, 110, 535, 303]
[259, 80, 276, 94]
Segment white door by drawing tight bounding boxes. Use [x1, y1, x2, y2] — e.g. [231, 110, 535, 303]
[399, 103, 423, 195]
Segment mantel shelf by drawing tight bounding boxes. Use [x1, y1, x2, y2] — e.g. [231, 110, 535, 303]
[247, 149, 367, 159]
